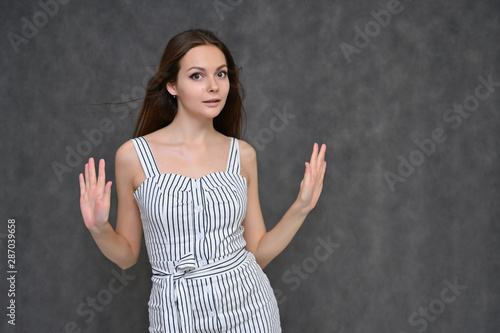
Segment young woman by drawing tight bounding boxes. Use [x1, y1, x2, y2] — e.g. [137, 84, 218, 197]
[79, 29, 326, 332]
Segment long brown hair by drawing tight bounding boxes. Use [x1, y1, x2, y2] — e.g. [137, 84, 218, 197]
[133, 29, 246, 138]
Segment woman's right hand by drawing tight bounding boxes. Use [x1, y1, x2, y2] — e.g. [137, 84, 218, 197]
[79, 157, 113, 233]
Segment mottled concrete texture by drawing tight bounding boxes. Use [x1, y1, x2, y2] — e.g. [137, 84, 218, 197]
[1, 0, 499, 332]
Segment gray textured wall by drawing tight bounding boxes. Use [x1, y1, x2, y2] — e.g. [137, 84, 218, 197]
[1, 0, 499, 332]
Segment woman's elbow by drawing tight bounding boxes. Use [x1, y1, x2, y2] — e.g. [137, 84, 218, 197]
[116, 257, 138, 270]
[254, 254, 271, 270]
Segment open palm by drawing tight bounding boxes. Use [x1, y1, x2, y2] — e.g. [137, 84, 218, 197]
[79, 158, 112, 232]
[297, 143, 327, 213]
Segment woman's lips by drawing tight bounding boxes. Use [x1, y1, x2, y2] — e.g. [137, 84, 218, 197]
[203, 99, 221, 107]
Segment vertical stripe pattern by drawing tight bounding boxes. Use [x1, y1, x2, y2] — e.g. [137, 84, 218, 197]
[131, 136, 281, 332]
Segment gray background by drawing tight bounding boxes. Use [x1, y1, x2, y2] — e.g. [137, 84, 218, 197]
[1, 0, 499, 332]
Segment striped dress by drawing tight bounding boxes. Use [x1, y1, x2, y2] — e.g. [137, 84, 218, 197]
[131, 136, 282, 333]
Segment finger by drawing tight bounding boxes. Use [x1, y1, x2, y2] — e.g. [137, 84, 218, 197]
[316, 146, 326, 177]
[103, 180, 113, 203]
[318, 161, 326, 185]
[309, 142, 318, 169]
[303, 161, 311, 184]
[85, 162, 90, 189]
[97, 159, 106, 188]
[79, 173, 86, 197]
[89, 157, 96, 186]
[312, 143, 325, 173]
[317, 144, 326, 169]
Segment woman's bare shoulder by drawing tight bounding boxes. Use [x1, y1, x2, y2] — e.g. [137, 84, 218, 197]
[238, 139, 257, 162]
[237, 139, 257, 181]
[115, 139, 141, 171]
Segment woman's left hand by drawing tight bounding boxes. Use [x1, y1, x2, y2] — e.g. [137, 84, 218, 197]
[296, 142, 327, 214]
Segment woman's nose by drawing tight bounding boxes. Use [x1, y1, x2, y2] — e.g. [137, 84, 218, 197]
[207, 77, 219, 93]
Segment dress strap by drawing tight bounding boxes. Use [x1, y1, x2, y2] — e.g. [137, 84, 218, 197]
[131, 137, 160, 178]
[225, 137, 241, 175]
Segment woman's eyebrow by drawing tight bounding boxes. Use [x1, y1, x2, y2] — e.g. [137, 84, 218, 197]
[186, 64, 228, 72]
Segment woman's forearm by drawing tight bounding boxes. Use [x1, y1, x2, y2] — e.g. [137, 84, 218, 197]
[88, 222, 137, 270]
[254, 201, 310, 269]
[254, 143, 326, 269]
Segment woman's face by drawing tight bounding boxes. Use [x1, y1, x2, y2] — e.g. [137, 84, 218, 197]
[167, 45, 230, 121]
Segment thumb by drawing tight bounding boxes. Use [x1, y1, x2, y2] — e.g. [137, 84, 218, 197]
[103, 181, 113, 203]
[303, 162, 311, 181]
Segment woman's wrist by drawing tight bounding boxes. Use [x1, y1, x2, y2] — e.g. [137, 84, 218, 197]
[89, 221, 112, 237]
[291, 199, 311, 217]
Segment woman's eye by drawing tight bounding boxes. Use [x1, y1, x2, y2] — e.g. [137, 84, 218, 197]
[217, 71, 227, 78]
[190, 73, 202, 80]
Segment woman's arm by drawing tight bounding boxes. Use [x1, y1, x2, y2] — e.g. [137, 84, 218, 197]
[79, 141, 143, 269]
[241, 141, 327, 269]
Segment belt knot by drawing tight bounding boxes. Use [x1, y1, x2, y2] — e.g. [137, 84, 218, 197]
[173, 252, 197, 279]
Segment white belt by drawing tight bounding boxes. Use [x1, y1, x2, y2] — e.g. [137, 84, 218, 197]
[151, 248, 248, 332]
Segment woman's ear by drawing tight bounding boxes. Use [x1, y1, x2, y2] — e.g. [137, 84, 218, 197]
[166, 82, 177, 97]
